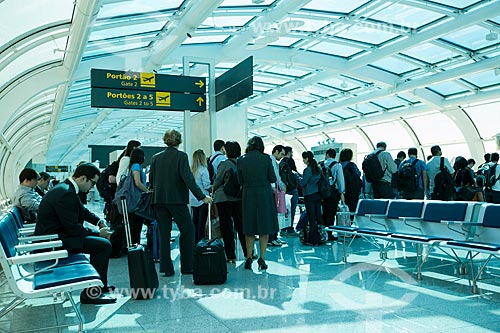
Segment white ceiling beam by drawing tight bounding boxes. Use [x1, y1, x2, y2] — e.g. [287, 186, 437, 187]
[411, 88, 445, 108]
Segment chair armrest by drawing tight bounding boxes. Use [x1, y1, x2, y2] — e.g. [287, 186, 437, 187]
[19, 228, 35, 236]
[440, 221, 481, 225]
[8, 250, 68, 265]
[337, 212, 355, 216]
[18, 234, 59, 244]
[399, 217, 423, 222]
[366, 214, 386, 218]
[15, 240, 63, 252]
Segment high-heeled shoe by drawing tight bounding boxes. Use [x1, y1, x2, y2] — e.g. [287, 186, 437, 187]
[257, 258, 268, 270]
[244, 257, 253, 270]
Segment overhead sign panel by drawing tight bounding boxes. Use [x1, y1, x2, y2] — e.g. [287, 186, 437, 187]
[215, 56, 253, 112]
[46, 165, 69, 173]
[91, 88, 206, 112]
[91, 69, 206, 94]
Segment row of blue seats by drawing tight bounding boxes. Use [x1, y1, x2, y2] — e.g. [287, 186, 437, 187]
[327, 199, 500, 294]
[0, 207, 102, 332]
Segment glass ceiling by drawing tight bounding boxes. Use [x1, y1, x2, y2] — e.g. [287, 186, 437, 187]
[0, 0, 499, 184]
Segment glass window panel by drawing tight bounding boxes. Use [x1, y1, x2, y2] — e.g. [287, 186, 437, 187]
[298, 117, 322, 126]
[463, 99, 500, 139]
[299, 134, 329, 150]
[441, 26, 498, 51]
[336, 26, 399, 45]
[83, 41, 149, 58]
[462, 70, 500, 89]
[89, 21, 164, 41]
[0, 36, 67, 89]
[182, 35, 229, 44]
[423, 143, 471, 164]
[401, 43, 460, 64]
[355, 103, 381, 114]
[396, 93, 420, 104]
[98, 0, 183, 18]
[284, 121, 306, 129]
[315, 113, 339, 123]
[427, 81, 469, 96]
[405, 113, 465, 145]
[0, 0, 73, 47]
[362, 121, 415, 153]
[328, 129, 369, 165]
[490, 16, 500, 25]
[303, 0, 369, 13]
[370, 96, 405, 109]
[320, 77, 362, 90]
[268, 37, 301, 47]
[289, 18, 330, 32]
[220, 0, 275, 6]
[271, 124, 292, 132]
[329, 108, 359, 119]
[483, 140, 498, 155]
[370, 57, 420, 75]
[428, 0, 481, 9]
[254, 75, 289, 85]
[370, 3, 444, 28]
[201, 16, 253, 28]
[265, 66, 311, 78]
[308, 41, 364, 57]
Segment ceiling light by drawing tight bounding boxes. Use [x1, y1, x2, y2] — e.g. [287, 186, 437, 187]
[495, 68, 500, 76]
[252, 0, 265, 4]
[486, 31, 498, 41]
[340, 80, 348, 89]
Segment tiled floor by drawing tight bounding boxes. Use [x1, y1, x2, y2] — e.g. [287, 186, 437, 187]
[1, 203, 500, 332]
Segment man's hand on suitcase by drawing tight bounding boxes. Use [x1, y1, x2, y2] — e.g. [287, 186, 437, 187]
[202, 196, 213, 204]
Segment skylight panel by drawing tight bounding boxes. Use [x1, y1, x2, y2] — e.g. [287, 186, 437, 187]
[440, 25, 499, 51]
[264, 65, 311, 78]
[370, 57, 420, 75]
[0, 0, 73, 47]
[427, 0, 482, 9]
[268, 37, 301, 47]
[314, 113, 339, 123]
[182, 35, 230, 44]
[298, 117, 322, 126]
[303, 0, 369, 14]
[254, 75, 289, 86]
[401, 43, 460, 64]
[354, 103, 381, 114]
[98, 0, 183, 18]
[427, 81, 469, 96]
[461, 70, 500, 89]
[370, 96, 405, 109]
[89, 21, 165, 41]
[336, 26, 399, 45]
[84, 41, 150, 58]
[271, 124, 293, 133]
[201, 16, 254, 28]
[289, 18, 330, 32]
[308, 41, 364, 58]
[328, 108, 359, 119]
[219, 0, 275, 6]
[370, 3, 444, 29]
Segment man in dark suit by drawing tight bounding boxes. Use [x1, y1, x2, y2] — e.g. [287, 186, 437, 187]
[35, 171, 50, 197]
[35, 163, 116, 304]
[150, 129, 212, 277]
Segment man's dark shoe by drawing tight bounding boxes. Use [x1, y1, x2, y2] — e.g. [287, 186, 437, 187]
[162, 271, 175, 277]
[102, 285, 116, 293]
[181, 270, 193, 275]
[80, 290, 117, 305]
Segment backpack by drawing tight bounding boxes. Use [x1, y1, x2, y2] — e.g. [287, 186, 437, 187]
[362, 150, 385, 183]
[431, 157, 455, 201]
[397, 159, 419, 192]
[343, 162, 362, 196]
[97, 160, 119, 201]
[207, 153, 222, 185]
[484, 164, 500, 190]
[318, 171, 331, 200]
[113, 171, 142, 214]
[279, 161, 297, 192]
[222, 160, 242, 198]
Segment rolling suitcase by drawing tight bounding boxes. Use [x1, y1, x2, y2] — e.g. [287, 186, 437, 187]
[121, 196, 159, 299]
[193, 202, 227, 285]
[147, 220, 160, 262]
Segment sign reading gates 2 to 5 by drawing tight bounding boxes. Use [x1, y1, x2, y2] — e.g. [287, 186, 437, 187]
[90, 69, 206, 112]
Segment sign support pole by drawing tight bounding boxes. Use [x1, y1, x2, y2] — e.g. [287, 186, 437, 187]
[182, 56, 215, 159]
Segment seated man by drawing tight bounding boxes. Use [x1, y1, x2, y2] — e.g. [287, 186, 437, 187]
[35, 171, 51, 197]
[35, 163, 116, 304]
[12, 168, 43, 223]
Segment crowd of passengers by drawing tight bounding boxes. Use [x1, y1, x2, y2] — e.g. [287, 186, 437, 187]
[9, 132, 500, 304]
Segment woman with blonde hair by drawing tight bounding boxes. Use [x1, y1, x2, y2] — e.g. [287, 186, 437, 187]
[190, 149, 210, 244]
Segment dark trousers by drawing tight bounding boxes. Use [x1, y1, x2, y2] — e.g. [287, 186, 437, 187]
[128, 212, 145, 245]
[372, 181, 395, 199]
[192, 203, 208, 244]
[485, 189, 500, 203]
[285, 189, 299, 229]
[304, 192, 323, 228]
[80, 236, 112, 287]
[344, 191, 359, 221]
[399, 188, 424, 200]
[155, 205, 194, 274]
[322, 189, 341, 227]
[216, 201, 247, 259]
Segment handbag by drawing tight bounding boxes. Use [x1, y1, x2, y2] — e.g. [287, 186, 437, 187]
[274, 183, 286, 214]
[113, 171, 142, 214]
[134, 192, 155, 220]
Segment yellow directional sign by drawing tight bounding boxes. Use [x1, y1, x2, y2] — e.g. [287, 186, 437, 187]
[140, 72, 156, 88]
[156, 92, 171, 106]
[196, 96, 204, 106]
[195, 80, 204, 89]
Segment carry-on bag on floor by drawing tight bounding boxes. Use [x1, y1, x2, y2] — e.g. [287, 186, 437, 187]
[193, 202, 227, 285]
[336, 202, 351, 227]
[121, 195, 159, 299]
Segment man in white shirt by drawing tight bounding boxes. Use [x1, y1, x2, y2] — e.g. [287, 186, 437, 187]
[370, 142, 397, 199]
[426, 145, 454, 199]
[484, 152, 500, 203]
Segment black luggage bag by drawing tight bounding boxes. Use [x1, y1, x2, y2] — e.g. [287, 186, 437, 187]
[121, 196, 159, 299]
[193, 202, 227, 285]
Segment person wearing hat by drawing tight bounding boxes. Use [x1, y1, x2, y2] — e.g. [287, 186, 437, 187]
[370, 142, 397, 199]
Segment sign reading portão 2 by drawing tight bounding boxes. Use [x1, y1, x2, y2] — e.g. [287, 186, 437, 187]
[90, 68, 206, 111]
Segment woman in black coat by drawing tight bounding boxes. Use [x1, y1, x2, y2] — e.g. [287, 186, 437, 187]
[237, 136, 278, 270]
